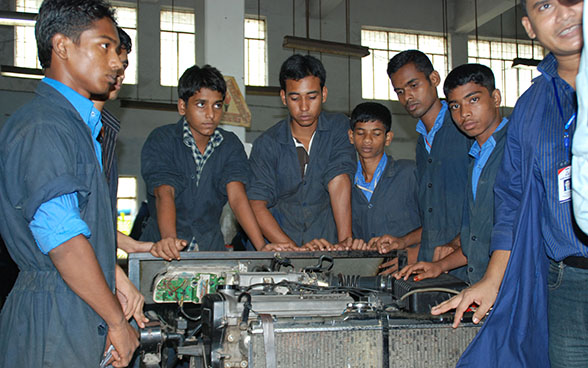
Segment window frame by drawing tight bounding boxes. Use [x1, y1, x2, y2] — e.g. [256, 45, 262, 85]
[244, 15, 268, 87]
[467, 36, 545, 107]
[160, 6, 196, 87]
[361, 27, 449, 101]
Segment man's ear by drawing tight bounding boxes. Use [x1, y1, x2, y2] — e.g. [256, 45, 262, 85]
[52, 33, 71, 61]
[348, 129, 354, 145]
[280, 89, 287, 106]
[492, 89, 502, 108]
[321, 86, 328, 103]
[428, 71, 441, 88]
[385, 131, 394, 146]
[521, 16, 536, 40]
[177, 99, 186, 115]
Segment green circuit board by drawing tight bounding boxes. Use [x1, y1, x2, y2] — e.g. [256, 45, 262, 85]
[153, 272, 225, 303]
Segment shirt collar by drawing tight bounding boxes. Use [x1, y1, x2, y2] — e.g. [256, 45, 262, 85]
[182, 118, 223, 149]
[41, 77, 102, 140]
[537, 53, 559, 82]
[468, 117, 509, 159]
[416, 100, 448, 137]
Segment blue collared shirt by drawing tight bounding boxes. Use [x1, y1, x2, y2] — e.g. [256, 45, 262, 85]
[416, 100, 448, 154]
[354, 154, 387, 202]
[469, 117, 508, 200]
[28, 78, 103, 254]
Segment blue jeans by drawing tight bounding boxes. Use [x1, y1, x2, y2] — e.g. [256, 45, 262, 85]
[547, 260, 588, 368]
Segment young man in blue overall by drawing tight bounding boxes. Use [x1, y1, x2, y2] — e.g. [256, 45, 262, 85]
[248, 54, 356, 250]
[433, 1, 588, 367]
[396, 64, 508, 286]
[380, 50, 471, 272]
[0, 0, 139, 366]
[140, 65, 285, 258]
[348, 102, 421, 246]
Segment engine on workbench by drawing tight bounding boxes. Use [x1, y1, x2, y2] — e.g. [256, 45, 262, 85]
[131, 252, 479, 368]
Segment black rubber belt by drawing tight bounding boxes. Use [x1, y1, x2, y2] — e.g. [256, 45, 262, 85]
[260, 314, 277, 368]
[381, 314, 390, 368]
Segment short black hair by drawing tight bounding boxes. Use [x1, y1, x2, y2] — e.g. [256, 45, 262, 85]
[36, 0, 117, 69]
[279, 54, 326, 90]
[387, 50, 434, 79]
[178, 64, 227, 103]
[350, 102, 392, 133]
[443, 63, 495, 98]
[521, 0, 527, 15]
[118, 27, 132, 53]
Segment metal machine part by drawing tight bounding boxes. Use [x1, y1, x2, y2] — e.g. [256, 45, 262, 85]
[130, 251, 478, 368]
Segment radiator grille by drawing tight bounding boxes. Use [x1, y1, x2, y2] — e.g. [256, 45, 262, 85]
[249, 323, 479, 368]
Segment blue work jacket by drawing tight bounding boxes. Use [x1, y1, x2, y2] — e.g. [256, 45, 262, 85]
[352, 156, 420, 242]
[0, 82, 116, 367]
[460, 122, 508, 285]
[416, 109, 471, 263]
[247, 112, 356, 245]
[140, 120, 249, 251]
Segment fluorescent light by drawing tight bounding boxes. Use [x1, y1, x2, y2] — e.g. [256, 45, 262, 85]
[0, 65, 43, 79]
[119, 99, 176, 111]
[282, 36, 370, 58]
[512, 57, 541, 69]
[0, 11, 36, 26]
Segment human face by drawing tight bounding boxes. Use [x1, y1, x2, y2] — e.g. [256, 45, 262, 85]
[348, 120, 393, 160]
[280, 76, 327, 129]
[522, 0, 583, 58]
[447, 82, 502, 146]
[178, 87, 224, 142]
[108, 48, 128, 101]
[59, 17, 122, 98]
[389, 63, 440, 120]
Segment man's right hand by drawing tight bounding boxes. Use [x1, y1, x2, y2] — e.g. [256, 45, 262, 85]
[259, 242, 299, 252]
[368, 234, 407, 254]
[430, 277, 499, 328]
[301, 238, 334, 251]
[394, 261, 443, 281]
[105, 319, 140, 367]
[149, 237, 187, 261]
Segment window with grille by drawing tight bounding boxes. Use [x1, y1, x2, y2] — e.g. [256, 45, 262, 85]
[14, 0, 43, 69]
[468, 38, 544, 107]
[160, 8, 196, 87]
[361, 29, 448, 101]
[114, 5, 138, 85]
[14, 1, 138, 85]
[244, 17, 267, 86]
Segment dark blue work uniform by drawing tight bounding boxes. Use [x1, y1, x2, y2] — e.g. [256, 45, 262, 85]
[247, 112, 356, 245]
[140, 119, 249, 251]
[460, 122, 508, 284]
[352, 156, 421, 241]
[0, 82, 116, 367]
[416, 109, 471, 263]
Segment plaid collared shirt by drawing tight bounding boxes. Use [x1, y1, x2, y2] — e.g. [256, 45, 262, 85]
[182, 118, 223, 186]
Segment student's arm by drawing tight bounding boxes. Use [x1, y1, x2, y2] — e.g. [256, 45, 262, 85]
[114, 264, 148, 328]
[432, 234, 461, 262]
[116, 231, 153, 253]
[327, 173, 352, 242]
[152, 184, 187, 260]
[50, 234, 139, 366]
[369, 227, 422, 253]
[227, 181, 298, 251]
[395, 246, 468, 281]
[431, 249, 511, 327]
[250, 199, 297, 247]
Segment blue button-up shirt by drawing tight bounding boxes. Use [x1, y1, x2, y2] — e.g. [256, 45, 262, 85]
[416, 101, 449, 153]
[28, 78, 103, 254]
[469, 117, 508, 200]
